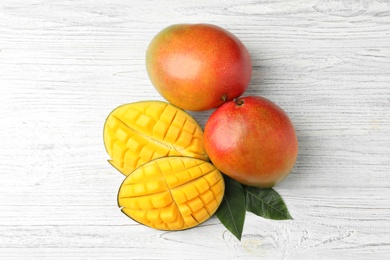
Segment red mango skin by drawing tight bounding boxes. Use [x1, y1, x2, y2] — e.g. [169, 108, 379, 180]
[146, 24, 252, 111]
[204, 96, 298, 188]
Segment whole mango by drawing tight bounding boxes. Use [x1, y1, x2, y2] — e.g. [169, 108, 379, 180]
[204, 96, 298, 188]
[146, 23, 252, 111]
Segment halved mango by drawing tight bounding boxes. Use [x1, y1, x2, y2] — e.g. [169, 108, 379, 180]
[103, 101, 209, 175]
[118, 156, 224, 230]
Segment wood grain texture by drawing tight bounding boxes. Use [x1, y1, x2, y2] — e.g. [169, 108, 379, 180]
[1, 0, 389, 259]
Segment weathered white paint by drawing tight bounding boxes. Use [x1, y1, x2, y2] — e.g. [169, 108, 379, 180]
[1, 0, 389, 259]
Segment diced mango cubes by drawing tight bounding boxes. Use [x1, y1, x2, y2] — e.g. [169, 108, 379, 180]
[118, 157, 225, 230]
[103, 101, 209, 176]
[104, 101, 225, 231]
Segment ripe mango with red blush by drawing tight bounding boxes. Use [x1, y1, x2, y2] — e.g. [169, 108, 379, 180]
[146, 23, 252, 111]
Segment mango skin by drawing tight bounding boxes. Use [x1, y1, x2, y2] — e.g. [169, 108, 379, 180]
[203, 96, 298, 188]
[146, 23, 252, 111]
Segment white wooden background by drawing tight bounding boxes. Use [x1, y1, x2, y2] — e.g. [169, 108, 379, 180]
[1, 0, 389, 259]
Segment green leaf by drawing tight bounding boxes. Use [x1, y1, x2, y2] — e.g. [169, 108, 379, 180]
[215, 175, 246, 240]
[244, 186, 293, 220]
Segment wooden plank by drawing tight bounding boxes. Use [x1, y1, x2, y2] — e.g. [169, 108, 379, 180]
[1, 0, 389, 259]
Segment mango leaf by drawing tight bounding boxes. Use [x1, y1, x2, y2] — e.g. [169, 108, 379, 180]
[215, 175, 246, 240]
[244, 186, 293, 220]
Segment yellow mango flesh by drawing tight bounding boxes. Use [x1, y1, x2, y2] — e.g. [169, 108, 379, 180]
[103, 101, 208, 176]
[118, 156, 225, 230]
